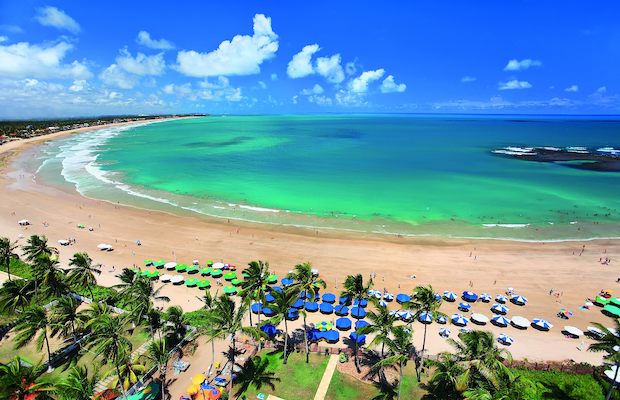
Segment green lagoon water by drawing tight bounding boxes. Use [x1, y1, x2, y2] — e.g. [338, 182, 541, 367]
[32, 115, 620, 240]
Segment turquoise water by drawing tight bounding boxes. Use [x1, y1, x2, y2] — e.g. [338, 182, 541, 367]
[32, 115, 620, 240]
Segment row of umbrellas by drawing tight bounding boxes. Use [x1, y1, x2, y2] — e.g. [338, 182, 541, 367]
[442, 290, 527, 305]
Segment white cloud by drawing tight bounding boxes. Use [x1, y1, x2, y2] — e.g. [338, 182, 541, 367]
[349, 69, 385, 93]
[136, 31, 174, 50]
[176, 14, 278, 77]
[498, 79, 532, 90]
[99, 64, 139, 89]
[335, 89, 366, 106]
[596, 86, 607, 93]
[461, 76, 476, 83]
[316, 54, 345, 83]
[345, 61, 357, 75]
[68, 79, 88, 92]
[0, 36, 7, 43]
[564, 85, 579, 93]
[258, 80, 267, 89]
[35, 6, 80, 34]
[0, 41, 91, 80]
[300, 84, 324, 96]
[270, 73, 278, 81]
[287, 44, 319, 78]
[307, 95, 332, 105]
[116, 49, 166, 76]
[504, 58, 542, 71]
[162, 76, 243, 102]
[380, 75, 406, 93]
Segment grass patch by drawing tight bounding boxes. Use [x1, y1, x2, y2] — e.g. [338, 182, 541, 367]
[325, 364, 419, 400]
[513, 368, 610, 400]
[238, 350, 329, 400]
[0, 257, 33, 279]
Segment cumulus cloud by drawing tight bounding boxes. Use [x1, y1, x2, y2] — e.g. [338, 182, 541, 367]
[257, 80, 267, 89]
[380, 75, 406, 93]
[349, 69, 385, 93]
[0, 41, 91, 80]
[116, 49, 166, 76]
[270, 73, 278, 81]
[0, 36, 7, 43]
[162, 76, 243, 102]
[316, 54, 345, 83]
[136, 31, 174, 50]
[300, 84, 324, 96]
[498, 79, 532, 90]
[564, 85, 579, 92]
[504, 58, 542, 71]
[307, 95, 332, 105]
[176, 14, 278, 77]
[99, 64, 139, 89]
[68, 79, 88, 92]
[345, 61, 357, 75]
[461, 76, 476, 83]
[35, 6, 80, 34]
[287, 44, 319, 78]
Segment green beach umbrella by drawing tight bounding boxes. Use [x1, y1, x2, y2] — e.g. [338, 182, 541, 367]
[266, 274, 278, 284]
[197, 280, 211, 289]
[153, 260, 166, 268]
[603, 304, 620, 317]
[148, 270, 160, 279]
[610, 298, 620, 307]
[211, 270, 223, 278]
[140, 270, 150, 276]
[596, 296, 610, 305]
[242, 271, 250, 278]
[206, 260, 213, 266]
[185, 278, 199, 287]
[224, 272, 237, 281]
[200, 267, 212, 276]
[224, 285, 237, 295]
[186, 265, 198, 274]
[144, 259, 153, 266]
[175, 264, 187, 272]
[231, 278, 242, 286]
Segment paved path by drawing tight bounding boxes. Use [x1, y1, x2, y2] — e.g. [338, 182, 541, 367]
[313, 354, 339, 400]
[94, 339, 153, 392]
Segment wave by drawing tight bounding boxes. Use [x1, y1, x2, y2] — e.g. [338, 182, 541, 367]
[482, 223, 530, 228]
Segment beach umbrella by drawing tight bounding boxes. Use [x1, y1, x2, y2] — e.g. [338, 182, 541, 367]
[197, 280, 211, 289]
[262, 307, 275, 317]
[471, 313, 489, 324]
[200, 267, 212, 276]
[335, 305, 349, 316]
[443, 291, 457, 302]
[186, 265, 198, 274]
[383, 293, 394, 301]
[143, 259, 153, 266]
[604, 366, 620, 383]
[378, 300, 388, 307]
[18, 219, 30, 225]
[171, 275, 184, 284]
[495, 295, 508, 303]
[595, 296, 610, 306]
[511, 295, 528, 305]
[418, 312, 434, 324]
[587, 326, 605, 338]
[260, 324, 277, 338]
[351, 306, 366, 319]
[353, 298, 368, 308]
[212, 262, 225, 269]
[559, 308, 573, 318]
[610, 297, 620, 307]
[451, 314, 469, 326]
[532, 319, 553, 330]
[192, 374, 206, 385]
[251, 303, 263, 314]
[223, 285, 237, 295]
[270, 285, 283, 293]
[497, 333, 514, 345]
[479, 293, 492, 303]
[491, 315, 510, 327]
[311, 268, 319, 276]
[160, 274, 172, 282]
[192, 259, 199, 265]
[322, 293, 336, 303]
[396, 293, 411, 304]
[231, 278, 242, 286]
[286, 308, 299, 320]
[324, 329, 339, 343]
[139, 270, 150, 277]
[211, 270, 223, 278]
[185, 278, 199, 287]
[224, 272, 236, 281]
[305, 302, 319, 312]
[603, 304, 620, 317]
[458, 302, 472, 311]
[266, 274, 278, 284]
[265, 293, 275, 303]
[564, 326, 584, 337]
[462, 291, 478, 302]
[153, 260, 166, 268]
[439, 328, 451, 337]
[336, 317, 352, 331]
[320, 303, 334, 314]
[460, 328, 472, 334]
[349, 332, 366, 345]
[175, 264, 186, 272]
[339, 296, 351, 305]
[355, 320, 369, 330]
[281, 277, 294, 286]
[437, 315, 448, 324]
[511, 316, 530, 329]
[397, 310, 414, 321]
[164, 262, 177, 270]
[368, 289, 381, 298]
[491, 303, 509, 315]
[292, 299, 304, 309]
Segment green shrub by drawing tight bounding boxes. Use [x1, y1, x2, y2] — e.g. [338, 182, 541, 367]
[513, 368, 606, 400]
[183, 309, 210, 328]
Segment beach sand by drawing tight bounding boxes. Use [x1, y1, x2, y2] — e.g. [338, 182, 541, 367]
[1, 122, 618, 372]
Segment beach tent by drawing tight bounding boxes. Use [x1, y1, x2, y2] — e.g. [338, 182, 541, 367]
[335, 305, 349, 316]
[458, 302, 472, 311]
[471, 313, 489, 324]
[495, 295, 508, 303]
[396, 293, 411, 304]
[437, 315, 448, 324]
[351, 306, 366, 319]
[292, 299, 304, 309]
[197, 280, 211, 289]
[439, 328, 451, 337]
[305, 302, 319, 312]
[164, 262, 177, 270]
[497, 333, 514, 346]
[286, 308, 299, 320]
[532, 319, 553, 330]
[418, 312, 434, 324]
[322, 293, 336, 303]
[353, 298, 368, 308]
[281, 278, 294, 286]
[320, 303, 334, 314]
[339, 296, 351, 305]
[223, 285, 237, 295]
[511, 295, 528, 305]
[451, 314, 469, 326]
[336, 317, 352, 331]
[462, 291, 478, 302]
[355, 320, 369, 330]
[491, 315, 510, 327]
[491, 303, 509, 315]
[349, 332, 366, 345]
[511, 316, 530, 329]
[563, 326, 583, 337]
[443, 291, 457, 302]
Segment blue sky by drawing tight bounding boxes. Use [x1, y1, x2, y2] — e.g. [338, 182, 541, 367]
[0, 1, 619, 118]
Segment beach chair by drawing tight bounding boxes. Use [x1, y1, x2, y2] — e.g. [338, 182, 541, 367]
[214, 376, 228, 386]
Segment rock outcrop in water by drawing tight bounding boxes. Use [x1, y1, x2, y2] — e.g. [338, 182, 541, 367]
[491, 146, 620, 172]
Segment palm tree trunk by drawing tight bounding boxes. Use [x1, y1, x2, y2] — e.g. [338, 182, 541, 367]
[248, 306, 253, 327]
[354, 339, 360, 373]
[229, 334, 236, 399]
[44, 331, 53, 372]
[211, 339, 215, 372]
[6, 260, 11, 281]
[607, 361, 619, 400]
[303, 313, 309, 363]
[257, 303, 262, 351]
[161, 366, 167, 400]
[417, 324, 428, 379]
[398, 361, 403, 400]
[283, 319, 289, 365]
[88, 285, 94, 301]
[116, 362, 128, 398]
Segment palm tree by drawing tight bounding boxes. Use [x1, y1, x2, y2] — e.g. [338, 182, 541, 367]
[114, 267, 138, 290]
[358, 298, 397, 358]
[239, 260, 271, 328]
[288, 262, 326, 363]
[67, 252, 101, 300]
[124, 275, 170, 327]
[422, 353, 467, 400]
[0, 278, 33, 313]
[13, 305, 55, 371]
[0, 356, 52, 400]
[197, 291, 220, 370]
[53, 365, 100, 400]
[147, 308, 164, 341]
[341, 273, 372, 372]
[410, 284, 445, 378]
[86, 314, 133, 398]
[76, 302, 110, 334]
[267, 287, 300, 364]
[589, 319, 620, 400]
[50, 296, 81, 343]
[373, 326, 414, 400]
[104, 356, 146, 393]
[31, 254, 68, 299]
[145, 339, 169, 400]
[0, 236, 19, 281]
[233, 356, 280, 397]
[164, 305, 187, 343]
[22, 235, 57, 263]
[207, 294, 264, 398]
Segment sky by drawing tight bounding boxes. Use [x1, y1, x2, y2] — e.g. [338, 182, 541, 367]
[0, 1, 619, 118]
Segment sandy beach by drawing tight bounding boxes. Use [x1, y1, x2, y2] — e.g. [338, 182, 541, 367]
[0, 122, 618, 366]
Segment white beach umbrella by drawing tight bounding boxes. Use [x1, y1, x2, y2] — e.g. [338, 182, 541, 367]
[439, 328, 451, 337]
[437, 315, 448, 324]
[192, 259, 199, 265]
[97, 243, 108, 250]
[57, 239, 69, 246]
[368, 289, 381, 296]
[471, 313, 489, 324]
[212, 262, 225, 270]
[604, 365, 620, 383]
[397, 310, 414, 321]
[511, 316, 530, 329]
[418, 312, 434, 324]
[491, 315, 510, 327]
[460, 328, 472, 334]
[17, 219, 30, 225]
[564, 326, 584, 337]
[164, 262, 177, 270]
[170, 275, 184, 284]
[370, 292, 382, 299]
[383, 293, 394, 301]
[311, 268, 319, 276]
[160, 274, 172, 282]
[587, 326, 605, 337]
[443, 291, 457, 301]
[378, 300, 388, 307]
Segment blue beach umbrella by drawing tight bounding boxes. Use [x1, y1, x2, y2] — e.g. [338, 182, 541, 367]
[349, 332, 366, 345]
[260, 324, 277, 338]
[437, 315, 448, 324]
[443, 291, 457, 302]
[251, 303, 263, 314]
[355, 320, 369, 330]
[532, 319, 553, 330]
[320, 303, 334, 314]
[339, 296, 351, 305]
[495, 294, 508, 303]
[307, 328, 320, 341]
[270, 286, 283, 293]
[419, 312, 434, 324]
[491, 315, 510, 327]
[462, 291, 478, 302]
[286, 308, 299, 320]
[397, 310, 414, 321]
[378, 300, 388, 307]
[335, 305, 349, 316]
[368, 290, 382, 299]
[439, 328, 451, 337]
[435, 293, 442, 300]
[353, 298, 368, 308]
[265, 293, 275, 303]
[497, 333, 514, 345]
[292, 299, 304, 309]
[479, 293, 492, 303]
[396, 293, 411, 304]
[281, 277, 294, 286]
[262, 307, 275, 317]
[458, 302, 472, 311]
[305, 302, 319, 312]
[383, 293, 394, 301]
[336, 317, 352, 331]
[322, 293, 336, 303]
[324, 329, 340, 343]
[451, 314, 469, 326]
[351, 306, 366, 319]
[511, 295, 528, 305]
[491, 303, 509, 315]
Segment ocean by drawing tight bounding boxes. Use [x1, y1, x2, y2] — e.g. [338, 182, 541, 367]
[29, 114, 620, 241]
